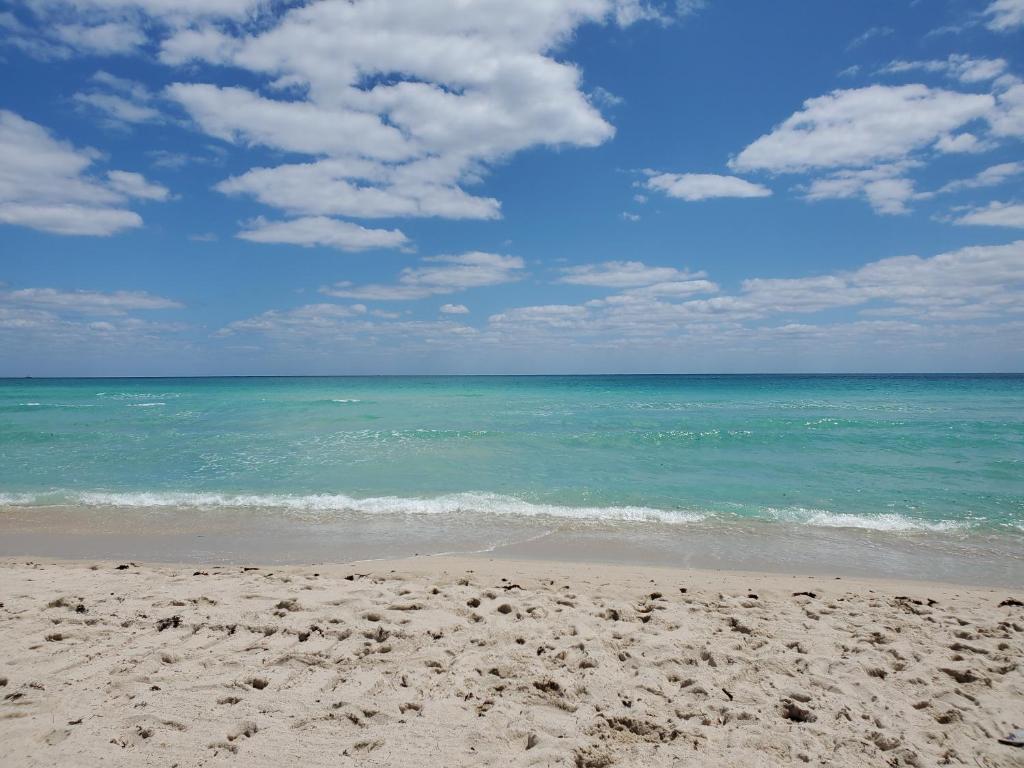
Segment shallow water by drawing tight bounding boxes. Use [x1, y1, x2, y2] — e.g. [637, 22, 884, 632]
[1, 374, 1022, 580]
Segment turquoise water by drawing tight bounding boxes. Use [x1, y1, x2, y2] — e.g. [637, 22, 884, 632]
[1, 375, 1022, 536]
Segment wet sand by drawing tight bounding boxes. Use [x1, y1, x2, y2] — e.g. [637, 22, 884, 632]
[1, 503, 1022, 586]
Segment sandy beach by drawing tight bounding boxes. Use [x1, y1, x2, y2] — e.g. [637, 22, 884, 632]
[1, 555, 1021, 767]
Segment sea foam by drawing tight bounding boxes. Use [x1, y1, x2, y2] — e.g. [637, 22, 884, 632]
[0, 489, 987, 533]
[61, 491, 708, 524]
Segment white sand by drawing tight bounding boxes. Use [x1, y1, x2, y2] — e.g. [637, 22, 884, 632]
[1, 555, 1022, 767]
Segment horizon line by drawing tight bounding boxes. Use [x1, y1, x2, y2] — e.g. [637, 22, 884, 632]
[2, 372, 1023, 381]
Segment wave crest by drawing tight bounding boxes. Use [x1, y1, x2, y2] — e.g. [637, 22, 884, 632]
[0, 491, 994, 533]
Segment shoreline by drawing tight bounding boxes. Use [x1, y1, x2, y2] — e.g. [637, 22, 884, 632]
[2, 503, 1022, 587]
[1, 554, 1021, 766]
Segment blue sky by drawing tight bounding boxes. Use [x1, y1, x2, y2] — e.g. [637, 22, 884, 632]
[1, 0, 1023, 375]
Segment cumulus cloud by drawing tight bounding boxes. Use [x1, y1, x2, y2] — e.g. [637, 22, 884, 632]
[933, 132, 991, 154]
[236, 216, 410, 252]
[878, 55, 1008, 84]
[953, 201, 1024, 228]
[30, 0, 261, 21]
[984, 0, 1024, 31]
[0, 110, 167, 235]
[612, 0, 705, 26]
[724, 82, 1024, 216]
[488, 241, 1024, 347]
[217, 302, 477, 350]
[731, 85, 994, 174]
[156, 0, 622, 232]
[215, 158, 500, 221]
[735, 243, 1024, 312]
[165, 84, 415, 162]
[620, 279, 720, 298]
[217, 302, 369, 336]
[209, 242, 1023, 367]
[106, 171, 171, 201]
[937, 161, 1024, 194]
[846, 26, 893, 50]
[989, 81, 1024, 139]
[0, 285, 187, 364]
[158, 26, 241, 65]
[1, 287, 183, 313]
[73, 72, 164, 126]
[52, 21, 145, 55]
[321, 252, 525, 300]
[7, 0, 698, 241]
[0, 12, 146, 59]
[489, 304, 590, 329]
[558, 261, 705, 288]
[440, 303, 470, 315]
[0, 205, 141, 236]
[643, 172, 771, 201]
[0, 305, 189, 359]
[804, 163, 919, 215]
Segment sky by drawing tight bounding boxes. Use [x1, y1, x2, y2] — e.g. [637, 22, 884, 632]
[1, 0, 1023, 375]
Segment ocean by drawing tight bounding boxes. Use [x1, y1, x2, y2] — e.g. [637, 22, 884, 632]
[1, 375, 1022, 582]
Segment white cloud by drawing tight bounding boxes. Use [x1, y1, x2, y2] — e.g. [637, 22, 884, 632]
[878, 55, 1008, 84]
[106, 170, 171, 201]
[933, 132, 991, 154]
[31, 0, 261, 21]
[937, 161, 1024, 194]
[589, 86, 624, 108]
[613, 0, 662, 25]
[207, 242, 1024, 366]
[558, 260, 704, 288]
[0, 11, 64, 59]
[158, 26, 241, 65]
[0, 306, 189, 357]
[440, 303, 469, 315]
[217, 302, 477, 349]
[487, 241, 1024, 348]
[989, 82, 1024, 139]
[0, 13, 146, 59]
[0, 110, 165, 236]
[489, 304, 590, 329]
[643, 171, 771, 201]
[215, 158, 501, 221]
[612, 0, 705, 26]
[236, 216, 410, 252]
[52, 21, 145, 55]
[741, 241, 1024, 313]
[0, 286, 187, 362]
[322, 252, 525, 300]
[165, 84, 415, 162]
[804, 163, 918, 215]
[157, 1, 620, 227]
[74, 92, 163, 125]
[847, 26, 893, 50]
[730, 85, 994, 174]
[218, 302, 369, 336]
[953, 201, 1024, 228]
[0, 204, 141, 236]
[6, 0, 689, 238]
[620, 279, 719, 298]
[984, 0, 1024, 31]
[74, 72, 163, 125]
[1, 288, 182, 313]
